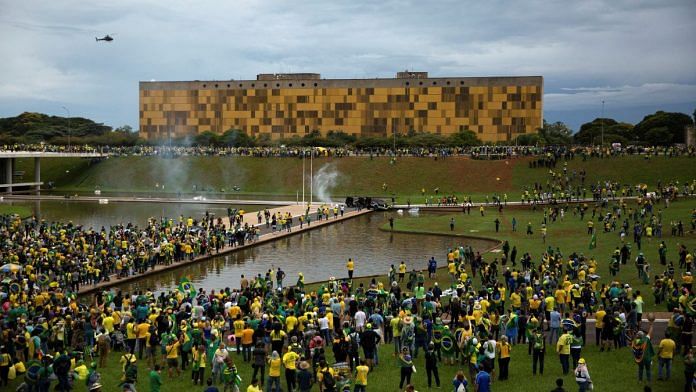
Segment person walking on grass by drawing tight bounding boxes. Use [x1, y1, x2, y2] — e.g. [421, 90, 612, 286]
[497, 335, 511, 381]
[632, 320, 655, 383]
[657, 332, 675, 381]
[557, 329, 572, 375]
[425, 342, 441, 388]
[574, 358, 592, 392]
[531, 327, 546, 375]
[453, 370, 468, 392]
[354, 359, 369, 392]
[398, 347, 414, 390]
[149, 364, 162, 392]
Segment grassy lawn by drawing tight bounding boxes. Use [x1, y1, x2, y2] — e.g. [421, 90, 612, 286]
[15, 155, 696, 202]
[384, 198, 696, 312]
[0, 203, 32, 217]
[5, 338, 683, 392]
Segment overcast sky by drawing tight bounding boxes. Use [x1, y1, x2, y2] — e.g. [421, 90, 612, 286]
[1, 0, 694, 132]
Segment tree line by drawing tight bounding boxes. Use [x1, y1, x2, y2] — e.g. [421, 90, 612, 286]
[1, 109, 694, 147]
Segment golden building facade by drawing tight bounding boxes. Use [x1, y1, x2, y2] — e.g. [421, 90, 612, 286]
[139, 72, 542, 142]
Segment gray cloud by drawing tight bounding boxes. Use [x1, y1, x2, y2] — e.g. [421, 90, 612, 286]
[0, 0, 694, 130]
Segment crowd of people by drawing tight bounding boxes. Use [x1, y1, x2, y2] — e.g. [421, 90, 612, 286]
[0, 193, 694, 391]
[2, 143, 694, 160]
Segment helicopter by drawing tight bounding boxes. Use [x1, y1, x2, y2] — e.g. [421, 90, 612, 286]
[95, 34, 115, 42]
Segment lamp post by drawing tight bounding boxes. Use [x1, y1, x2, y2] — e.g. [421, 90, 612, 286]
[600, 100, 605, 147]
[61, 106, 71, 151]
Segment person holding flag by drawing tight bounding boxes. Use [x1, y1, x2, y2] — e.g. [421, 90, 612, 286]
[588, 233, 597, 250]
[179, 277, 196, 299]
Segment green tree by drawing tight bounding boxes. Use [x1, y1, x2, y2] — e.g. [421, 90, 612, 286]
[515, 133, 543, 146]
[574, 118, 633, 145]
[193, 131, 219, 146]
[447, 130, 481, 146]
[220, 129, 255, 147]
[643, 126, 673, 145]
[633, 111, 694, 144]
[538, 120, 572, 145]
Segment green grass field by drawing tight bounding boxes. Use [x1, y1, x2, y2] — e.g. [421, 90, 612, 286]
[0, 204, 32, 217]
[5, 337, 684, 392]
[384, 198, 696, 312]
[12, 155, 696, 202]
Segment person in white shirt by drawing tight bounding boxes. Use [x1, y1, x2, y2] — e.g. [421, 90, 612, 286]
[354, 308, 367, 331]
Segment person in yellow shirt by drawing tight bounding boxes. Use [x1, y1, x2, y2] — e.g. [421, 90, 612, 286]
[316, 359, 335, 392]
[657, 335, 676, 380]
[101, 312, 115, 334]
[166, 336, 182, 378]
[398, 262, 407, 282]
[554, 288, 566, 313]
[126, 319, 137, 353]
[267, 351, 282, 392]
[242, 324, 255, 362]
[355, 359, 369, 392]
[282, 349, 300, 391]
[510, 291, 522, 311]
[594, 305, 606, 347]
[233, 315, 245, 355]
[285, 311, 298, 333]
[247, 377, 262, 392]
[556, 331, 572, 375]
[192, 344, 207, 385]
[497, 335, 511, 380]
[346, 258, 355, 280]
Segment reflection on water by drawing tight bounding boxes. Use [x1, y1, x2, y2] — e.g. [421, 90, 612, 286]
[1, 200, 269, 228]
[110, 212, 498, 295]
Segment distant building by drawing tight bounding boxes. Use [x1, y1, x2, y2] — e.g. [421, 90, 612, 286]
[139, 71, 543, 142]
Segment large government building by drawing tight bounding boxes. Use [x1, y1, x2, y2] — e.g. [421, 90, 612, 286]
[139, 72, 543, 142]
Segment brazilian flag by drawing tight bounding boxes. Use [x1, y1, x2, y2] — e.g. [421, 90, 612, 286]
[589, 233, 597, 250]
[179, 277, 196, 298]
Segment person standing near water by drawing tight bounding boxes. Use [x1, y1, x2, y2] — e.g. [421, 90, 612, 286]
[347, 258, 355, 280]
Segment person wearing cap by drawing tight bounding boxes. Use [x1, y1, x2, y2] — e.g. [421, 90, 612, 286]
[296, 361, 313, 392]
[574, 358, 591, 391]
[360, 323, 380, 368]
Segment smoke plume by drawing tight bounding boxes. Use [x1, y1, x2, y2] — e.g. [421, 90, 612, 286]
[312, 163, 339, 203]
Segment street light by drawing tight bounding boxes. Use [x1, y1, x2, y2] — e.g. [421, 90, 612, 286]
[61, 106, 71, 151]
[600, 100, 605, 147]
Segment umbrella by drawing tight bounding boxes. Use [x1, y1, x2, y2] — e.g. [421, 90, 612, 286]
[0, 263, 22, 273]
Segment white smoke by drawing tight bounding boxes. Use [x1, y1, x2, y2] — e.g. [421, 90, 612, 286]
[312, 163, 339, 204]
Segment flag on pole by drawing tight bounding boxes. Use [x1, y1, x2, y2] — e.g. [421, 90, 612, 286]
[178, 277, 196, 298]
[589, 233, 597, 250]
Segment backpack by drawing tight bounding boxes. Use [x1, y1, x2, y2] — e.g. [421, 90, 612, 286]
[323, 370, 336, 389]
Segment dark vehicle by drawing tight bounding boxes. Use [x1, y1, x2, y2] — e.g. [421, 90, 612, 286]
[369, 198, 389, 210]
[96, 34, 115, 42]
[345, 196, 388, 210]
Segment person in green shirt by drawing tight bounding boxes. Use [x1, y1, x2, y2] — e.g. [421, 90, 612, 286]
[150, 365, 162, 392]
